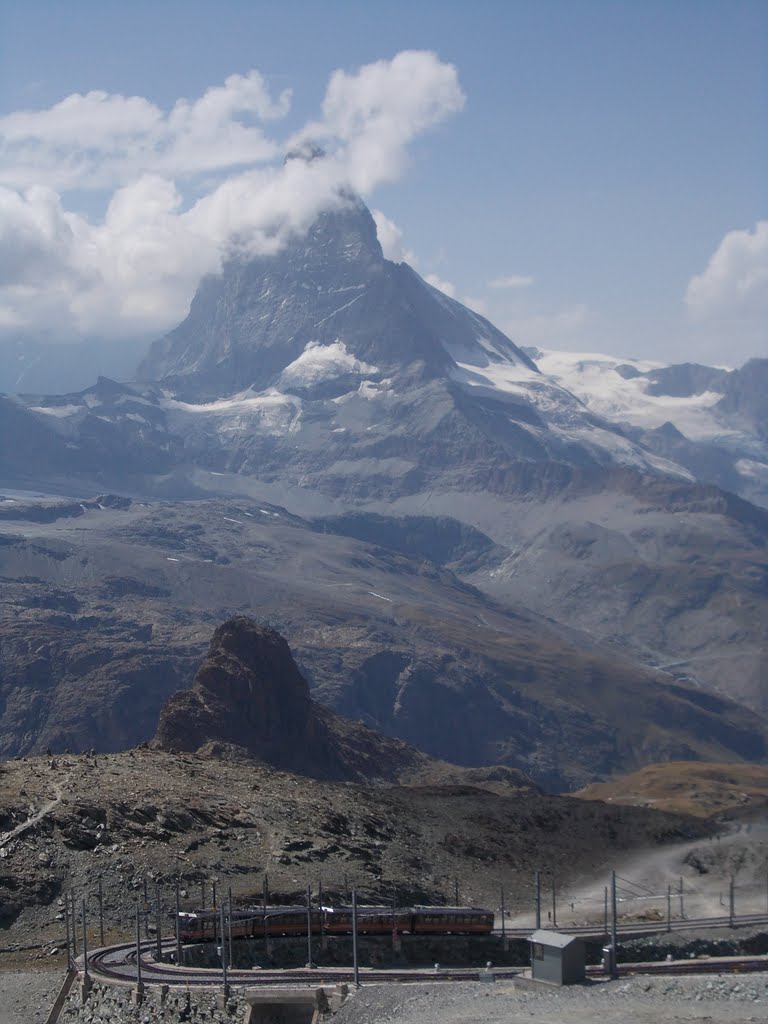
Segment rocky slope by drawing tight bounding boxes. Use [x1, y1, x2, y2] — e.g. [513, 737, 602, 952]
[1, 496, 766, 791]
[0, 747, 710, 941]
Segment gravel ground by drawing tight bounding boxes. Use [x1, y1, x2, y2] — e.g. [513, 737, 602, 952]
[0, 970, 62, 1024]
[333, 975, 768, 1023]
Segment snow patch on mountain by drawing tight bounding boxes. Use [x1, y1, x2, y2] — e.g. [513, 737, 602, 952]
[279, 340, 377, 387]
[166, 389, 302, 435]
[534, 349, 735, 442]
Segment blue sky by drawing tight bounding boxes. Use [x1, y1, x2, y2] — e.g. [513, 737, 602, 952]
[0, 0, 765, 366]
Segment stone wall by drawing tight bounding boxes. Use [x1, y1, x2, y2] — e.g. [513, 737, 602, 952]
[57, 978, 248, 1024]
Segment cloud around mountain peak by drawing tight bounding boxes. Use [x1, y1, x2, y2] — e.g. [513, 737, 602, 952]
[0, 51, 464, 344]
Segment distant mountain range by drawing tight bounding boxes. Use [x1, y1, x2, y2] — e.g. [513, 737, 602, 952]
[1, 190, 766, 787]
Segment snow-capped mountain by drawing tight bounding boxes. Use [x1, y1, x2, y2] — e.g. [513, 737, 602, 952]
[3, 195, 768, 748]
[528, 349, 768, 508]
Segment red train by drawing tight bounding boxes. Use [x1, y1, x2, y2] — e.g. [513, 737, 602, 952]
[177, 905, 493, 942]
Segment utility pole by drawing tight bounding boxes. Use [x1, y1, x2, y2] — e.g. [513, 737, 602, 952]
[604, 886, 608, 934]
[306, 884, 313, 967]
[454, 878, 459, 906]
[98, 875, 104, 946]
[201, 879, 205, 909]
[344, 872, 349, 903]
[352, 887, 359, 989]
[500, 886, 506, 941]
[610, 870, 618, 978]
[175, 883, 182, 966]
[535, 871, 541, 929]
[212, 880, 217, 909]
[679, 876, 684, 918]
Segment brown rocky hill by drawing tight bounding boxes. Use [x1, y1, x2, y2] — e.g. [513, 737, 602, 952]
[0, 747, 711, 943]
[576, 761, 768, 819]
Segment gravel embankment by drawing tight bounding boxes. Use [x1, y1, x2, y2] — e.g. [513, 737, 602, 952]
[0, 970, 61, 1024]
[333, 975, 768, 1023]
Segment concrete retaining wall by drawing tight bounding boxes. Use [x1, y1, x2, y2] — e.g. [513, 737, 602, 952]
[183, 933, 528, 969]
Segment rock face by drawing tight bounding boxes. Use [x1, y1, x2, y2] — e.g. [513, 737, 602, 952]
[154, 617, 347, 777]
[137, 199, 537, 399]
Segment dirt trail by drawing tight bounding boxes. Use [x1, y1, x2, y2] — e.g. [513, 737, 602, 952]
[0, 776, 68, 852]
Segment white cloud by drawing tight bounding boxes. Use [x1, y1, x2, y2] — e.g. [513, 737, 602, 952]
[686, 220, 768, 322]
[683, 221, 768, 364]
[295, 50, 465, 194]
[488, 274, 534, 290]
[0, 72, 290, 191]
[424, 273, 457, 298]
[0, 53, 465, 341]
[371, 209, 416, 264]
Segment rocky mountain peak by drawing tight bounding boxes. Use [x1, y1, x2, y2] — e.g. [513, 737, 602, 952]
[136, 195, 535, 400]
[153, 616, 342, 775]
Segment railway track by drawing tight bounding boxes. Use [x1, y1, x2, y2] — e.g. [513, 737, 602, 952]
[82, 938, 768, 989]
[85, 943, 523, 987]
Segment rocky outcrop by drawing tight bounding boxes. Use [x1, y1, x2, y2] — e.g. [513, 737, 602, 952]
[152, 616, 442, 783]
[153, 617, 348, 778]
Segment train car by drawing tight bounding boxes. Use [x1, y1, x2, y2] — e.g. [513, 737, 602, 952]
[411, 906, 494, 935]
[178, 910, 220, 942]
[178, 903, 494, 943]
[322, 906, 413, 935]
[264, 907, 321, 936]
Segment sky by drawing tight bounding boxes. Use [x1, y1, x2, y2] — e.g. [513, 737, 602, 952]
[0, 0, 766, 370]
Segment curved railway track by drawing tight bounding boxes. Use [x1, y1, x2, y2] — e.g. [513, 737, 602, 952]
[81, 931, 768, 989]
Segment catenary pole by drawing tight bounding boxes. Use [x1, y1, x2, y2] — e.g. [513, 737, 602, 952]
[64, 896, 72, 970]
[98, 875, 104, 946]
[175, 882, 182, 965]
[729, 875, 735, 927]
[70, 893, 78, 957]
[306, 884, 313, 967]
[666, 884, 672, 933]
[610, 870, 618, 978]
[500, 886, 506, 940]
[552, 877, 557, 929]
[534, 871, 541, 930]
[220, 901, 228, 992]
[228, 886, 233, 967]
[135, 902, 142, 989]
[155, 882, 162, 962]
[352, 887, 359, 989]
[82, 898, 88, 979]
